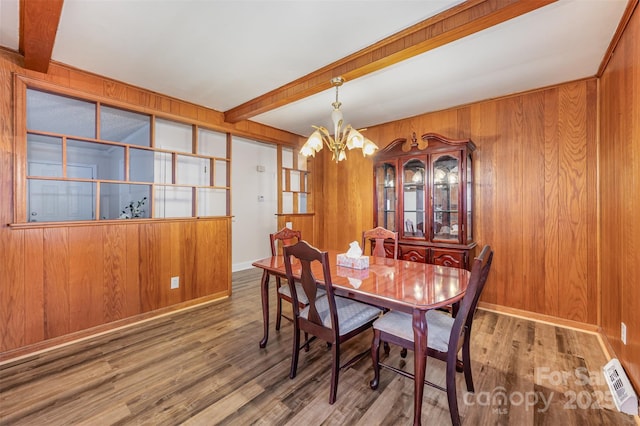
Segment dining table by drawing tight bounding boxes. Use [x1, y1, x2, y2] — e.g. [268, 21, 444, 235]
[252, 250, 470, 426]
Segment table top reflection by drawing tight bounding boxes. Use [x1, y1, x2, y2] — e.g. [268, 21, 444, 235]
[251, 250, 470, 313]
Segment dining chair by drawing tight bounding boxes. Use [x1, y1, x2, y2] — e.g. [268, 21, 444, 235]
[270, 227, 324, 332]
[283, 240, 383, 404]
[369, 245, 493, 426]
[361, 226, 398, 259]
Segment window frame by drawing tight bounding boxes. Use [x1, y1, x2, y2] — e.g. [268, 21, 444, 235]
[13, 75, 232, 225]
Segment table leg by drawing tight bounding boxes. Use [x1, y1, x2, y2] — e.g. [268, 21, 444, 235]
[412, 309, 428, 426]
[259, 270, 270, 348]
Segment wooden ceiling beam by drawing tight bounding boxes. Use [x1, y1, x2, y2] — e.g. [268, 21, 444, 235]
[224, 0, 557, 123]
[20, 0, 64, 73]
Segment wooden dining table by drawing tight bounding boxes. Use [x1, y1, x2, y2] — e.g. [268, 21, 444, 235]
[252, 250, 470, 426]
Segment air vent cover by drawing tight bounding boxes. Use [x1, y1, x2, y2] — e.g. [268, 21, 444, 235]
[603, 358, 638, 415]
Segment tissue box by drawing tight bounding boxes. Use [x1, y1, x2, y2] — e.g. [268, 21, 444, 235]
[337, 253, 369, 270]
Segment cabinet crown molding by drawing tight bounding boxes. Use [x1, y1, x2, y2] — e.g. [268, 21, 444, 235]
[377, 132, 476, 158]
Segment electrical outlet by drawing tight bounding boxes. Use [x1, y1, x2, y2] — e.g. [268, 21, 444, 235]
[621, 322, 627, 345]
[286, 221, 292, 229]
[171, 276, 180, 289]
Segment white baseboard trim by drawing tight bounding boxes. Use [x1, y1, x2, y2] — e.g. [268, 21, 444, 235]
[232, 261, 258, 272]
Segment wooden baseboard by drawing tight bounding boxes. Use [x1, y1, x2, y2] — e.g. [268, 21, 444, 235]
[0, 291, 229, 365]
[478, 302, 600, 333]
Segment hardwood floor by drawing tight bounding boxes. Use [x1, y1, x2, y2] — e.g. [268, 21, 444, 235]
[1, 268, 636, 425]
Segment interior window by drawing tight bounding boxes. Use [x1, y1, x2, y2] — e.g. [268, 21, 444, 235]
[22, 88, 229, 223]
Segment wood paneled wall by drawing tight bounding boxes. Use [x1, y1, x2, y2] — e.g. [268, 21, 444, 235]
[316, 79, 599, 326]
[599, 4, 640, 391]
[276, 214, 316, 248]
[0, 49, 299, 357]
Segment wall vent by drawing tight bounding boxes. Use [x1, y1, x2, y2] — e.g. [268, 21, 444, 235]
[603, 358, 638, 415]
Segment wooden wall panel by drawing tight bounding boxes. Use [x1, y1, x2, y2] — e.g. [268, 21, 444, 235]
[521, 93, 546, 315]
[585, 81, 598, 326]
[495, 96, 524, 309]
[193, 219, 230, 298]
[317, 150, 377, 252]
[210, 219, 231, 296]
[468, 102, 497, 303]
[180, 221, 197, 301]
[158, 222, 172, 310]
[124, 224, 141, 318]
[543, 87, 560, 318]
[0, 230, 24, 349]
[599, 4, 640, 391]
[43, 228, 70, 338]
[276, 214, 316, 248]
[103, 224, 128, 323]
[193, 221, 214, 299]
[68, 226, 104, 332]
[559, 82, 590, 322]
[316, 79, 598, 326]
[23, 228, 44, 345]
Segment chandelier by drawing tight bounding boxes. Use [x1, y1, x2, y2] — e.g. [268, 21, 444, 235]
[300, 77, 379, 162]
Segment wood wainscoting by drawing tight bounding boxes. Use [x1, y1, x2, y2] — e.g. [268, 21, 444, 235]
[0, 218, 232, 360]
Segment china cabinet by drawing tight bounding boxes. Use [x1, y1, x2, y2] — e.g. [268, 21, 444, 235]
[373, 133, 476, 269]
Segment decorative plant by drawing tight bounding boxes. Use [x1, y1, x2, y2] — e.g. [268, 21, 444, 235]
[120, 196, 147, 219]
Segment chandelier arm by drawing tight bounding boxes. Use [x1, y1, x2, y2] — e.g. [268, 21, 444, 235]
[312, 125, 335, 151]
[338, 124, 352, 147]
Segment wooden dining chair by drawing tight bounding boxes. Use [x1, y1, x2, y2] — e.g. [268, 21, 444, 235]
[361, 226, 398, 259]
[369, 245, 493, 426]
[283, 240, 383, 404]
[269, 227, 324, 332]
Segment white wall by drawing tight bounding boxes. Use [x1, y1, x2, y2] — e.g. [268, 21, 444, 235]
[231, 137, 278, 271]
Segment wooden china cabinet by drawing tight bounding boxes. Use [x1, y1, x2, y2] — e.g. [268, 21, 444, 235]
[373, 132, 476, 269]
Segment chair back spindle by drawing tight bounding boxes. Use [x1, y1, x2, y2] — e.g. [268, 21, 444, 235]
[361, 226, 398, 259]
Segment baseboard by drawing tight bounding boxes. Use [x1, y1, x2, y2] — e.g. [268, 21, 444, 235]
[232, 260, 258, 272]
[478, 302, 600, 334]
[0, 291, 229, 366]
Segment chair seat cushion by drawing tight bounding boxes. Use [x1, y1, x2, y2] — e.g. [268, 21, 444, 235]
[278, 282, 325, 304]
[373, 309, 454, 353]
[300, 295, 382, 335]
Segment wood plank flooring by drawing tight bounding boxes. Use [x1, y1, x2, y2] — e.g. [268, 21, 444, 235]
[0, 268, 636, 425]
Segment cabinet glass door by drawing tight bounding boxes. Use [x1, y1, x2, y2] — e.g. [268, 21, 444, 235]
[376, 162, 396, 231]
[402, 159, 425, 238]
[432, 154, 460, 242]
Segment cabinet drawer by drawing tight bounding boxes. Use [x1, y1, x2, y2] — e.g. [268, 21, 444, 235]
[400, 246, 428, 263]
[431, 249, 465, 268]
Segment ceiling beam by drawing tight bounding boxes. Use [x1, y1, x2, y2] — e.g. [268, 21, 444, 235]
[224, 0, 557, 123]
[20, 0, 64, 73]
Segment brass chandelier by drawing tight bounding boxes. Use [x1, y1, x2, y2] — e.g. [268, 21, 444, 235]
[300, 77, 378, 162]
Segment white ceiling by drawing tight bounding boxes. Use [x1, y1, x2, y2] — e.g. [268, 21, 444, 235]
[0, 0, 629, 138]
